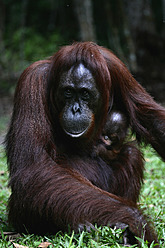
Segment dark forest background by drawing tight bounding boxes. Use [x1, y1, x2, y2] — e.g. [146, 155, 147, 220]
[0, 0, 165, 103]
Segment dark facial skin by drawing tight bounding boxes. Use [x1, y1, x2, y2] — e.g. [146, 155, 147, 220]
[55, 64, 100, 138]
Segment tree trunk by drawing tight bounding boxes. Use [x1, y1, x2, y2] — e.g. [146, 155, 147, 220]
[123, 0, 155, 34]
[163, 0, 165, 36]
[104, 0, 137, 71]
[20, 0, 28, 60]
[73, 0, 96, 41]
[0, 0, 5, 52]
[0, 0, 5, 74]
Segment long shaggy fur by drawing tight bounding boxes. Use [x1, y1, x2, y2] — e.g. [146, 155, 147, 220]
[6, 42, 165, 247]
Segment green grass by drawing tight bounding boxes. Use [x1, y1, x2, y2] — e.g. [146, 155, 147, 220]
[0, 145, 165, 248]
[0, 148, 10, 232]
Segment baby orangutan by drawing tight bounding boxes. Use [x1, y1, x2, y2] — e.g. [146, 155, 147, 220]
[96, 110, 129, 161]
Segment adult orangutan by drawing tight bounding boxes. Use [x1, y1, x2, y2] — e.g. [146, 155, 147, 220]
[6, 42, 165, 247]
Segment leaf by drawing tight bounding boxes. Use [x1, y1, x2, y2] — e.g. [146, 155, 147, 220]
[38, 242, 53, 248]
[13, 243, 30, 248]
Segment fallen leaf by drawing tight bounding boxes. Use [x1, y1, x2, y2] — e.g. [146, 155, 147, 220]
[38, 242, 53, 247]
[13, 243, 30, 248]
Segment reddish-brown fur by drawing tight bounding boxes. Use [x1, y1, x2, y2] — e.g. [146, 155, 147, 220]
[6, 42, 165, 246]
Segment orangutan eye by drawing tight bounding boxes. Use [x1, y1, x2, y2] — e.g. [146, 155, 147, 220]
[81, 89, 90, 100]
[64, 88, 73, 98]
